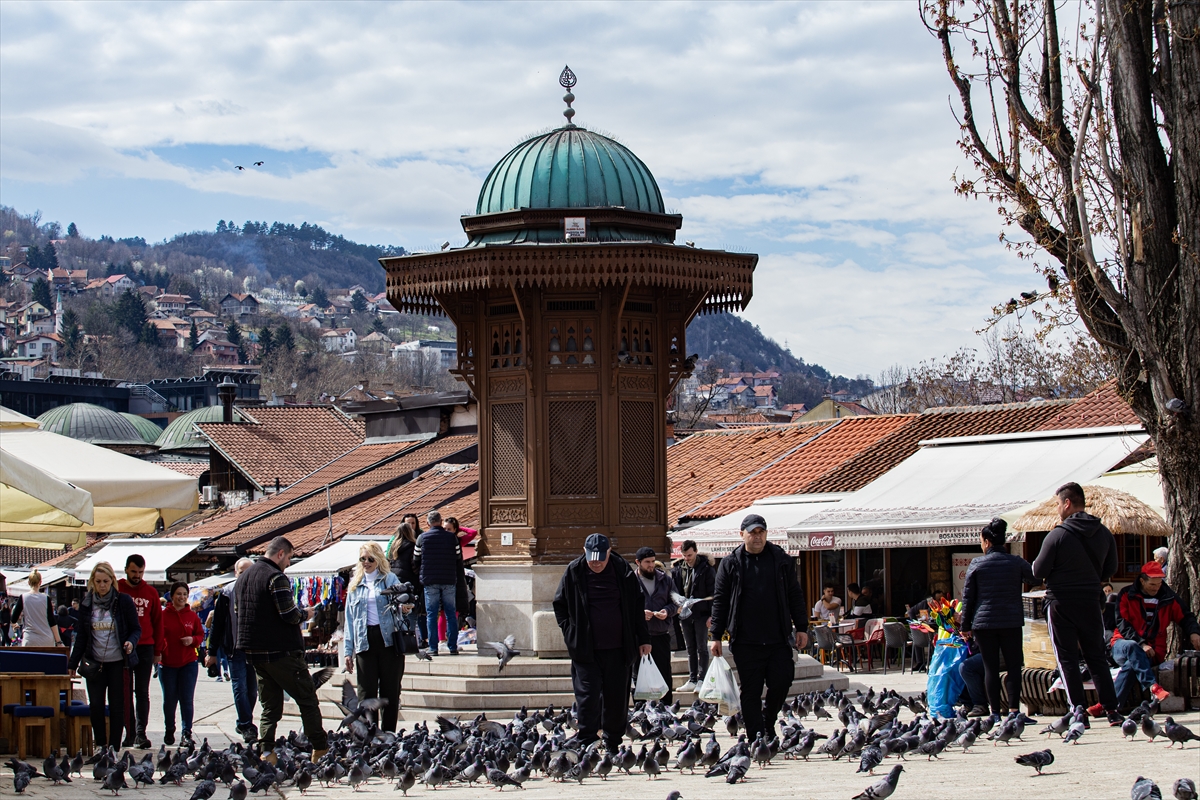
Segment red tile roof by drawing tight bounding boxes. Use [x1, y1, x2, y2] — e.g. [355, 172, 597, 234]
[802, 400, 1069, 494]
[154, 461, 210, 478]
[436, 491, 481, 532]
[682, 414, 916, 521]
[198, 406, 364, 490]
[0, 545, 66, 568]
[1037, 382, 1140, 430]
[263, 464, 479, 556]
[666, 422, 838, 526]
[173, 434, 477, 553]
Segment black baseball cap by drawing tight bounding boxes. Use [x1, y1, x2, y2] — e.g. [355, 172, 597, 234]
[584, 533, 610, 562]
[741, 513, 767, 532]
[634, 546, 656, 561]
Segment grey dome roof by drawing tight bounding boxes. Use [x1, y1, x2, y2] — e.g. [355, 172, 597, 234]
[37, 403, 147, 446]
[120, 413, 165, 443]
[155, 404, 245, 451]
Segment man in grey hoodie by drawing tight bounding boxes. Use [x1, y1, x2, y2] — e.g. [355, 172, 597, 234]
[1032, 482, 1122, 724]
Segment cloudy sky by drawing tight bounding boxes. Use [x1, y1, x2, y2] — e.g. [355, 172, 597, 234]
[0, 1, 1041, 377]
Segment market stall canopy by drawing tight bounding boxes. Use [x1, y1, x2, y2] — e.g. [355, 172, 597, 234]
[189, 572, 235, 589]
[791, 426, 1147, 549]
[670, 493, 847, 557]
[1090, 458, 1165, 518]
[285, 535, 392, 577]
[0, 407, 40, 428]
[74, 537, 205, 583]
[1, 447, 94, 527]
[0, 428, 198, 549]
[5, 568, 71, 596]
[1008, 484, 1170, 537]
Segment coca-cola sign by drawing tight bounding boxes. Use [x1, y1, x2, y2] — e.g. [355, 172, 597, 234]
[807, 533, 837, 550]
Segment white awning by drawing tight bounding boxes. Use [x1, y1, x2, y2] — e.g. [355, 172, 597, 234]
[670, 494, 847, 557]
[285, 535, 392, 577]
[791, 427, 1147, 548]
[6, 568, 72, 596]
[74, 537, 205, 583]
[189, 572, 235, 589]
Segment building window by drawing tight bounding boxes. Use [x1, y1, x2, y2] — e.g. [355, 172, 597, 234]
[546, 318, 595, 367]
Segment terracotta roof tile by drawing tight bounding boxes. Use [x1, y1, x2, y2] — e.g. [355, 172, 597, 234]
[1036, 382, 1140, 430]
[0, 545, 66, 568]
[267, 464, 479, 556]
[173, 434, 477, 553]
[436, 491, 481, 532]
[683, 414, 916, 521]
[666, 422, 837, 526]
[153, 461, 210, 478]
[802, 400, 1069, 494]
[198, 406, 364, 490]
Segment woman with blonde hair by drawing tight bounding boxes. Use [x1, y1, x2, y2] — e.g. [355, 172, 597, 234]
[68, 562, 141, 754]
[344, 541, 407, 731]
[12, 568, 63, 647]
[389, 522, 426, 647]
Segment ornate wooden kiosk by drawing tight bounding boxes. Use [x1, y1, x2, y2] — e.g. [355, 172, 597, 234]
[382, 69, 757, 652]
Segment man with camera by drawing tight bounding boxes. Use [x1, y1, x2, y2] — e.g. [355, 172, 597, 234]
[205, 557, 257, 743]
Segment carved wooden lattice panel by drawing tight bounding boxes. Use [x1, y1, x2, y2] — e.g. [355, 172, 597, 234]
[490, 402, 525, 497]
[488, 321, 524, 370]
[620, 400, 656, 495]
[619, 318, 655, 366]
[548, 400, 598, 496]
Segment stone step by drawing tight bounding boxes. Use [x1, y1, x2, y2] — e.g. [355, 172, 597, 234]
[403, 674, 577, 694]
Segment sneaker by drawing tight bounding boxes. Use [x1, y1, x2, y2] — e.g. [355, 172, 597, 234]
[241, 724, 259, 744]
[223, 673, 232, 682]
[679, 680, 697, 693]
[967, 705, 989, 718]
[180, 731, 195, 748]
[1107, 711, 1125, 727]
[1150, 683, 1170, 702]
[215, 675, 224, 682]
[134, 734, 152, 749]
[427, 649, 438, 657]
[1086, 702, 1106, 717]
[163, 730, 175, 746]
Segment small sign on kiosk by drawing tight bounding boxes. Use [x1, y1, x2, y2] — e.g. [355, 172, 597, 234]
[564, 217, 587, 240]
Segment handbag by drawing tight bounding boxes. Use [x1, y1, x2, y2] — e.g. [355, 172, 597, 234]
[392, 610, 420, 655]
[77, 656, 101, 680]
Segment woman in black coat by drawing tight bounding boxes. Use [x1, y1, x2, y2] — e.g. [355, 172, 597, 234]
[960, 518, 1036, 718]
[68, 562, 142, 753]
[389, 522, 426, 647]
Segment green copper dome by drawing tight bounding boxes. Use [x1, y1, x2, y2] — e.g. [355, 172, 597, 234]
[120, 412, 165, 443]
[476, 126, 665, 215]
[37, 403, 146, 446]
[155, 404, 245, 452]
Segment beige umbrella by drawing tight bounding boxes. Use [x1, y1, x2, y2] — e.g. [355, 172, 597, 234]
[1011, 484, 1171, 537]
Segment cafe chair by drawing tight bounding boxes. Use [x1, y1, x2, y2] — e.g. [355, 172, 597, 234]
[7, 705, 54, 759]
[882, 622, 912, 674]
[63, 700, 96, 756]
[909, 626, 935, 672]
[813, 625, 852, 672]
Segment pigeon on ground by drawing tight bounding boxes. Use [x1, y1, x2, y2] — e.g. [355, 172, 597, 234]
[1014, 749, 1054, 775]
[296, 770, 312, 795]
[229, 780, 247, 800]
[395, 767, 415, 795]
[42, 755, 69, 784]
[1132, 775, 1163, 800]
[1163, 717, 1200, 748]
[14, 772, 30, 793]
[190, 778, 217, 800]
[857, 746, 883, 774]
[1123, 716, 1140, 739]
[667, 792, 684, 800]
[69, 750, 84, 777]
[1143, 715, 1165, 742]
[854, 764, 903, 800]
[1173, 777, 1196, 800]
[1040, 711, 1072, 739]
[724, 754, 750, 784]
[1063, 719, 1086, 745]
[103, 763, 129, 795]
[485, 635, 520, 672]
[485, 764, 522, 791]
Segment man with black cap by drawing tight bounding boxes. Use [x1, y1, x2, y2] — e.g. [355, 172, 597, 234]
[709, 513, 808, 741]
[634, 546, 676, 704]
[553, 533, 651, 750]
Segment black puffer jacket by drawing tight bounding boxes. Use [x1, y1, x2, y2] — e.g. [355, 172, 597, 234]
[552, 554, 650, 665]
[961, 548, 1036, 631]
[1032, 512, 1116, 605]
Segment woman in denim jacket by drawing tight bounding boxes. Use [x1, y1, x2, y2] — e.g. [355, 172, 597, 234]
[343, 541, 407, 731]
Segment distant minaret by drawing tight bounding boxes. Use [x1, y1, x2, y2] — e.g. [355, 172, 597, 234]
[55, 289, 63, 334]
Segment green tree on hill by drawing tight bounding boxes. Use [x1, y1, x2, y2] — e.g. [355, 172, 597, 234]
[114, 289, 149, 337]
[32, 277, 52, 310]
[188, 320, 200, 351]
[309, 286, 329, 309]
[258, 325, 275, 360]
[60, 308, 83, 359]
[275, 322, 295, 352]
[350, 290, 368, 313]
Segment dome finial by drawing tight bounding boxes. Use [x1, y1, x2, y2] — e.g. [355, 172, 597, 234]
[559, 65, 577, 127]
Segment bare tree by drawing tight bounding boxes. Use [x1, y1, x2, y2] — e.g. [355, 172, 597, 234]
[925, 0, 1199, 611]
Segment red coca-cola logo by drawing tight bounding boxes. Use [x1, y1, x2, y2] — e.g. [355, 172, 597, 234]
[807, 533, 836, 550]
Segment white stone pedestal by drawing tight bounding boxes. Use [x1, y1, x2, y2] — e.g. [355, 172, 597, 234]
[474, 563, 570, 658]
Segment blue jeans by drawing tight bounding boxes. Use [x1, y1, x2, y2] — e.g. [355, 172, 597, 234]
[959, 653, 987, 708]
[424, 584, 458, 654]
[159, 660, 199, 735]
[228, 650, 258, 731]
[1112, 638, 1157, 701]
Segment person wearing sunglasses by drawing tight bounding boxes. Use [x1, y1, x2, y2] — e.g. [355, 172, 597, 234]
[343, 542, 406, 731]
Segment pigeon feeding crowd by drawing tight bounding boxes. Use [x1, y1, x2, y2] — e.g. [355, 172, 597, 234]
[5, 682, 1199, 799]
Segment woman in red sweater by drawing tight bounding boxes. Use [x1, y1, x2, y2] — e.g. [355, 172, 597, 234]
[157, 581, 204, 747]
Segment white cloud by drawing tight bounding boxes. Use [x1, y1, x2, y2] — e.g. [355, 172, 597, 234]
[0, 0, 1044, 373]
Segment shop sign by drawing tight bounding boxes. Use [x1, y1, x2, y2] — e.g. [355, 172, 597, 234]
[952, 552, 984, 598]
[564, 217, 587, 239]
[807, 533, 837, 550]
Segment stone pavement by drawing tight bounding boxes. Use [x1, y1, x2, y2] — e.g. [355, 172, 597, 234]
[8, 659, 1198, 800]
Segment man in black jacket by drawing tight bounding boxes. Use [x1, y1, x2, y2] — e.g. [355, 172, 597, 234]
[671, 540, 715, 691]
[635, 546, 676, 704]
[205, 557, 257, 742]
[709, 514, 808, 740]
[236, 537, 327, 760]
[553, 533, 651, 751]
[1031, 482, 1122, 724]
[412, 510, 463, 656]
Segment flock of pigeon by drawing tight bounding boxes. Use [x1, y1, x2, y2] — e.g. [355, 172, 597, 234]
[5, 681, 1197, 799]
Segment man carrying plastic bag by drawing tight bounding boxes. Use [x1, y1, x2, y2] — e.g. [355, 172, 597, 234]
[633, 653, 669, 701]
[553, 533, 651, 752]
[697, 654, 741, 715]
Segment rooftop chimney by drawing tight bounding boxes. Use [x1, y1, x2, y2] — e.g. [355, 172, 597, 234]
[218, 379, 237, 423]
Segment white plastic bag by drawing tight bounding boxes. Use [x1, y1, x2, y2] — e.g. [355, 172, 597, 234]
[697, 654, 741, 715]
[633, 654, 669, 701]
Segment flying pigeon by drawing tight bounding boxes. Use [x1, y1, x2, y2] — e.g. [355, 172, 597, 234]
[253, 162, 264, 167]
[235, 166, 245, 171]
[854, 764, 903, 800]
[484, 635, 520, 672]
[1014, 749, 1054, 775]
